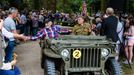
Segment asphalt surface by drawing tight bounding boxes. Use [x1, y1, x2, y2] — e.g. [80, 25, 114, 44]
[15, 41, 44, 75]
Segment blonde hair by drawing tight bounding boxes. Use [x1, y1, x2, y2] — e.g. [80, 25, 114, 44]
[106, 7, 114, 15]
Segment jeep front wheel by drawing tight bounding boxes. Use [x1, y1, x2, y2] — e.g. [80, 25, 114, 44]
[44, 59, 56, 75]
[104, 58, 122, 75]
[41, 52, 45, 69]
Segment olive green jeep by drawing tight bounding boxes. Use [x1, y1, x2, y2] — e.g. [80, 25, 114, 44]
[40, 35, 122, 75]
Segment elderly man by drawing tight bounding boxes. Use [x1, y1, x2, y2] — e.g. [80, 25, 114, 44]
[101, 7, 118, 42]
[3, 7, 21, 63]
[101, 7, 119, 60]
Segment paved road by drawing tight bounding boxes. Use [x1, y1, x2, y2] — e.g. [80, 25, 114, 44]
[15, 41, 44, 75]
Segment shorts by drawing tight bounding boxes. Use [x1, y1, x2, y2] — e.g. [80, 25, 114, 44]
[128, 39, 134, 46]
[124, 40, 128, 46]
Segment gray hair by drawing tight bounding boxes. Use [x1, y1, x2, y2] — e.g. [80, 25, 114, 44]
[8, 7, 18, 14]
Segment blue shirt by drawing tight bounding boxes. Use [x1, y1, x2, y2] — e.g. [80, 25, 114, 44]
[3, 17, 16, 41]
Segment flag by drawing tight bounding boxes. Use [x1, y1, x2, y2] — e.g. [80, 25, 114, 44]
[82, 1, 87, 16]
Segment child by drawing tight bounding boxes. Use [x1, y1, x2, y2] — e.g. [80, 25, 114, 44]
[124, 17, 134, 64]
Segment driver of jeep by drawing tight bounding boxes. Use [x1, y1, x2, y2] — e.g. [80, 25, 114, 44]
[72, 16, 92, 35]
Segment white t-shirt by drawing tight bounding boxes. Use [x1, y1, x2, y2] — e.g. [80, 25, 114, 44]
[117, 21, 124, 43]
[2, 27, 13, 39]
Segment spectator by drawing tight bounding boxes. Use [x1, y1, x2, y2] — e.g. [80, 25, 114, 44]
[100, 7, 119, 60]
[20, 12, 27, 35]
[27, 12, 32, 35]
[116, 15, 124, 60]
[3, 7, 20, 63]
[101, 7, 118, 42]
[38, 12, 44, 28]
[123, 17, 134, 64]
[32, 11, 39, 36]
[0, 19, 26, 75]
[94, 17, 102, 35]
[95, 18, 102, 31]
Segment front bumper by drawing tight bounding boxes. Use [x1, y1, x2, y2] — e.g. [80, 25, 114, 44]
[68, 67, 101, 72]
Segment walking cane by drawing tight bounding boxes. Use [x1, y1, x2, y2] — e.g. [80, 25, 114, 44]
[118, 36, 132, 69]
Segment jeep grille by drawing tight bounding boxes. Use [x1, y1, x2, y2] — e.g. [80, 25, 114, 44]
[70, 48, 101, 68]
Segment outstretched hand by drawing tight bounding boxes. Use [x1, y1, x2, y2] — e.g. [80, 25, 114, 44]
[18, 34, 31, 42]
[25, 36, 31, 40]
[19, 34, 27, 41]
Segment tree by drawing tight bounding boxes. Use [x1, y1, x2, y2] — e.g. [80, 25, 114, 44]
[100, 0, 107, 13]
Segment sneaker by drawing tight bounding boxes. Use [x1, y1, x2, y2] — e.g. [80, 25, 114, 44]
[123, 60, 129, 64]
[123, 60, 133, 64]
[129, 61, 133, 64]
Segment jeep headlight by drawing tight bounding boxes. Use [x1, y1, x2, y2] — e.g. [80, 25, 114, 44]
[101, 48, 109, 57]
[61, 49, 69, 57]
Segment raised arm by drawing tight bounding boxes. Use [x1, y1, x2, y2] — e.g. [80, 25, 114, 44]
[30, 29, 46, 40]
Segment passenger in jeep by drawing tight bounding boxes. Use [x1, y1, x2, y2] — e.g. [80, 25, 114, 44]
[30, 19, 71, 40]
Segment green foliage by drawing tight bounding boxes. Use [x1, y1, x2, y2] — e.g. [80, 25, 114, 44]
[69, 0, 82, 12]
[62, 0, 93, 13]
[56, 0, 83, 13]
[27, 0, 34, 9]
[129, 0, 134, 13]
[56, 0, 63, 12]
[4, 0, 93, 13]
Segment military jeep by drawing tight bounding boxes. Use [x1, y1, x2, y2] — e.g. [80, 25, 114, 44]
[40, 35, 122, 75]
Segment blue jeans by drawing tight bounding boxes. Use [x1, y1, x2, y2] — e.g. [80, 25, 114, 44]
[0, 65, 21, 75]
[4, 41, 15, 63]
[32, 27, 38, 36]
[20, 24, 24, 34]
[24, 25, 29, 36]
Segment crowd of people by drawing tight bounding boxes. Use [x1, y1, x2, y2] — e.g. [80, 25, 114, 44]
[0, 6, 133, 75]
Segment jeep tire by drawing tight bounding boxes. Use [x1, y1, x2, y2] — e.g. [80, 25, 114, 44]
[44, 59, 56, 75]
[105, 58, 122, 75]
[41, 52, 45, 69]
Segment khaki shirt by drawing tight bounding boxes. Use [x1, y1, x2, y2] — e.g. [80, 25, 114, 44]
[72, 23, 91, 35]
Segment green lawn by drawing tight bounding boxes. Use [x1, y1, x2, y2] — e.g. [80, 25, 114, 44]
[120, 60, 134, 75]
